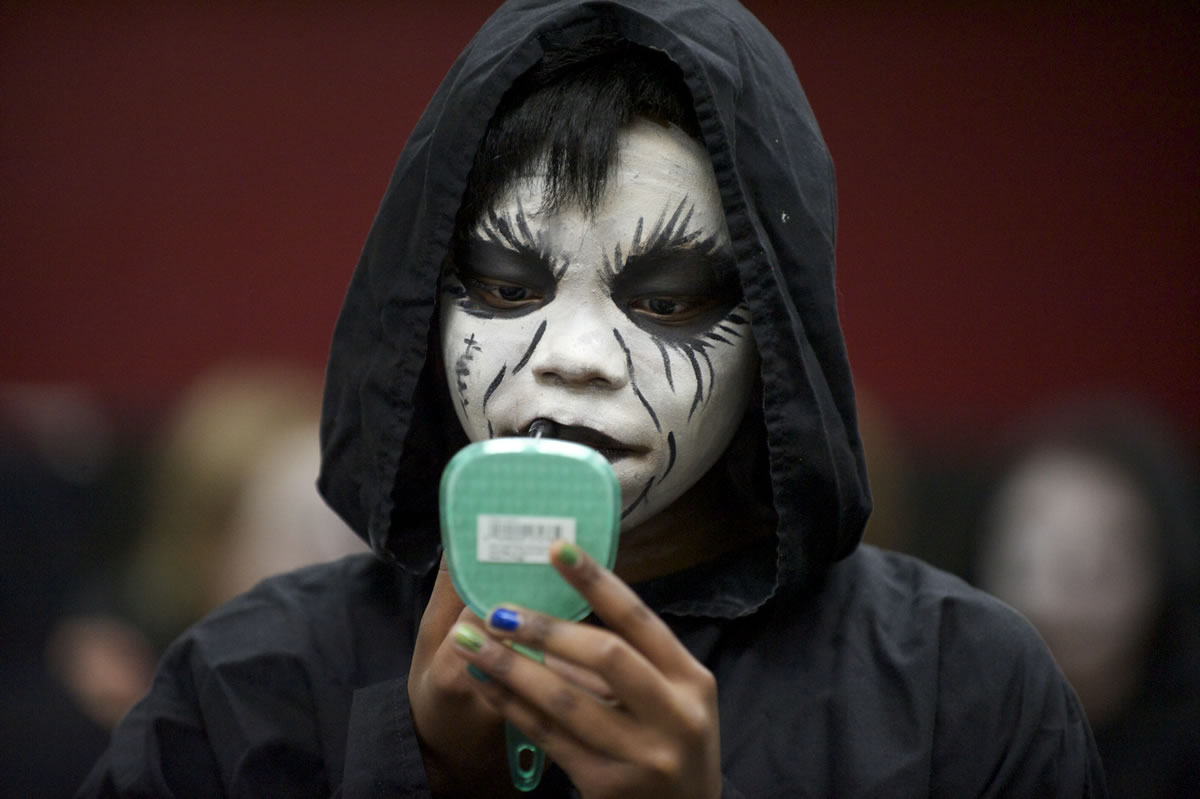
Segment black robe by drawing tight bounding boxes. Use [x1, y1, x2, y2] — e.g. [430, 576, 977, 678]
[78, 0, 1107, 795]
[79, 545, 1105, 797]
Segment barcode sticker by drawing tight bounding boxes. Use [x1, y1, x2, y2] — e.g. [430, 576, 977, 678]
[476, 514, 577, 564]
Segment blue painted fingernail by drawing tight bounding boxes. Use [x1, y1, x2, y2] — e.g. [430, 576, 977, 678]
[489, 607, 521, 631]
[467, 664, 491, 683]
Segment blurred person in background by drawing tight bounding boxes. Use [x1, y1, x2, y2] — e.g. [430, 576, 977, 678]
[0, 388, 131, 797]
[972, 398, 1200, 798]
[41, 362, 367, 752]
[113, 362, 368, 653]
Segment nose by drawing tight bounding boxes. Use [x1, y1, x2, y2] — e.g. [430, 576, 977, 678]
[529, 312, 629, 390]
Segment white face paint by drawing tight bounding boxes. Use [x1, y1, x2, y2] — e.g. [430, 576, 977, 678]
[440, 118, 758, 530]
[980, 449, 1161, 686]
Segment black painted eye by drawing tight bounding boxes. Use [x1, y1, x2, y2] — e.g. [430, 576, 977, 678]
[466, 277, 542, 309]
[452, 236, 557, 314]
[497, 285, 530, 302]
[630, 296, 713, 324]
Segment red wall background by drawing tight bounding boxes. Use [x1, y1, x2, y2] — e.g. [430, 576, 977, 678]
[2, 1, 1197, 442]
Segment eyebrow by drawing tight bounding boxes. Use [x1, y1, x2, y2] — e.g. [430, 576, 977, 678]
[454, 237, 558, 292]
[471, 195, 734, 286]
[482, 204, 541, 254]
[638, 198, 718, 250]
[613, 244, 739, 298]
[471, 204, 573, 280]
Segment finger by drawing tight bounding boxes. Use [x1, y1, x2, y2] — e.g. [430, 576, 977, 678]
[548, 540, 699, 678]
[544, 653, 616, 704]
[471, 674, 616, 779]
[484, 605, 672, 715]
[412, 557, 489, 700]
[431, 608, 495, 695]
[452, 622, 634, 759]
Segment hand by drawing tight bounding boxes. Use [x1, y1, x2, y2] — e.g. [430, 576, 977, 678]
[450, 540, 722, 799]
[408, 557, 515, 796]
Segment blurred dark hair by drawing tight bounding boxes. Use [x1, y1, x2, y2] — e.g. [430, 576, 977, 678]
[456, 36, 701, 232]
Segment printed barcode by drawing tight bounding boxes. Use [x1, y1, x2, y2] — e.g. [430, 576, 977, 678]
[486, 519, 566, 541]
[476, 513, 577, 564]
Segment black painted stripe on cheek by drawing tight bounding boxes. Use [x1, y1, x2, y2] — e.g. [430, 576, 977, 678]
[662, 431, 677, 483]
[454, 359, 469, 405]
[704, 331, 733, 345]
[621, 477, 655, 520]
[654, 339, 674, 392]
[683, 346, 704, 420]
[453, 334, 479, 407]
[613, 328, 661, 433]
[512, 320, 547, 374]
[697, 345, 715, 400]
[482, 364, 506, 413]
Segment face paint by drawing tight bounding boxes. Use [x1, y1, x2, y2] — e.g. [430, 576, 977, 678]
[980, 449, 1161, 685]
[440, 118, 758, 530]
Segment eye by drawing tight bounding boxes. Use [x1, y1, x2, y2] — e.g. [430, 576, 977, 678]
[629, 296, 713, 324]
[466, 277, 543, 309]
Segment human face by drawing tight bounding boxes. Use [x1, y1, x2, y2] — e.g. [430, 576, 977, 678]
[980, 449, 1161, 686]
[439, 118, 758, 530]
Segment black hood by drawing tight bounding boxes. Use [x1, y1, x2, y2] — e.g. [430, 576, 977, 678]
[318, 0, 870, 608]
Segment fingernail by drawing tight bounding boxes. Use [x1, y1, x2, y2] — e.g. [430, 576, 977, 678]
[467, 664, 491, 683]
[453, 623, 486, 653]
[489, 607, 521, 631]
[557, 541, 581, 567]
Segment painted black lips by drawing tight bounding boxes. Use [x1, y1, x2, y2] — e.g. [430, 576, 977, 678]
[535, 423, 642, 460]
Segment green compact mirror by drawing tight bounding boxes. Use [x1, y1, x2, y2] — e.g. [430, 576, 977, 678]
[439, 433, 621, 791]
[440, 436, 621, 619]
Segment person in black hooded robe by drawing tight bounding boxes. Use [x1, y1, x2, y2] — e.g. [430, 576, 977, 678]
[77, 1, 1107, 796]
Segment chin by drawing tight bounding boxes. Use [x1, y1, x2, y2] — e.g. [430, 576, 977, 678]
[613, 457, 666, 497]
[619, 479, 687, 531]
[618, 503, 656, 532]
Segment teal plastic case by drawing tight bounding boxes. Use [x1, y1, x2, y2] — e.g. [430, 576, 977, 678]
[439, 436, 621, 791]
[440, 437, 621, 619]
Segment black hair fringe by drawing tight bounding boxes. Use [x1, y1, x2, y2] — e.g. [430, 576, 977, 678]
[457, 36, 700, 233]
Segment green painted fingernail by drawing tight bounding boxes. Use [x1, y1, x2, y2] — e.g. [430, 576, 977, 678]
[454, 623, 486, 653]
[558, 541, 580, 566]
